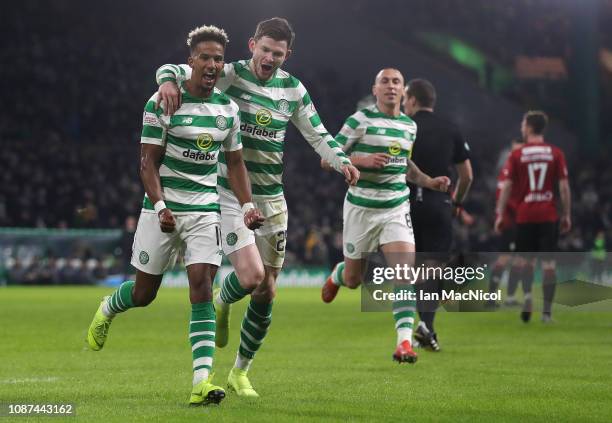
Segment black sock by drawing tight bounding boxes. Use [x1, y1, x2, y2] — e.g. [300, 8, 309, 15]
[522, 264, 534, 311]
[417, 279, 440, 332]
[489, 264, 504, 295]
[419, 311, 436, 333]
[507, 264, 522, 297]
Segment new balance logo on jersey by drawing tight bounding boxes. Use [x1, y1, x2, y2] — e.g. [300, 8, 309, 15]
[183, 149, 217, 161]
[240, 123, 279, 138]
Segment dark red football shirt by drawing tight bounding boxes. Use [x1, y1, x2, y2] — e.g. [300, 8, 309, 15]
[504, 142, 568, 224]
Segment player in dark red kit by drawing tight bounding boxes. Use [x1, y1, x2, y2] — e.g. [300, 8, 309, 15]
[495, 111, 572, 323]
[487, 139, 524, 308]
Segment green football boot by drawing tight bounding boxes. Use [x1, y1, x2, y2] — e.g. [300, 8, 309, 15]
[86, 296, 113, 351]
[189, 373, 225, 406]
[213, 288, 230, 348]
[227, 367, 259, 398]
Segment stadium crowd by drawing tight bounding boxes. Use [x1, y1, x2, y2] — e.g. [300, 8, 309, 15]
[1, 1, 610, 278]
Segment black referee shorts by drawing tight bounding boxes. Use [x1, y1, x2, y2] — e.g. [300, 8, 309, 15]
[496, 226, 517, 253]
[411, 196, 453, 304]
[515, 222, 559, 254]
[410, 197, 453, 254]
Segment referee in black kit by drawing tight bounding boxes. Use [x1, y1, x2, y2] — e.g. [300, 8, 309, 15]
[403, 79, 473, 351]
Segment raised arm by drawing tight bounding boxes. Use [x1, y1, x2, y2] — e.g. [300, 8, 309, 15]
[156, 64, 188, 85]
[154, 64, 190, 116]
[154, 63, 235, 115]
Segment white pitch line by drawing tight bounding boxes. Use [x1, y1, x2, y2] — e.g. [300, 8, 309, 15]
[0, 377, 59, 384]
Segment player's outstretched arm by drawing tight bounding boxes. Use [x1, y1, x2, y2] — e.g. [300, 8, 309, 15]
[156, 64, 186, 86]
[340, 164, 360, 186]
[290, 83, 358, 184]
[406, 158, 450, 192]
[320, 159, 332, 171]
[225, 149, 264, 230]
[322, 157, 369, 178]
[154, 63, 235, 115]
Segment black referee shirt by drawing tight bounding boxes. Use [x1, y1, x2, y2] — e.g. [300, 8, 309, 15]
[408, 110, 470, 203]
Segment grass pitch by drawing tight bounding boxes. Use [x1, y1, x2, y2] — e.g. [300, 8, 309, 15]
[1, 286, 611, 422]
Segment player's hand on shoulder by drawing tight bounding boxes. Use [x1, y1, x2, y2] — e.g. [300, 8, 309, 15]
[342, 164, 360, 186]
[244, 208, 265, 230]
[158, 208, 176, 233]
[430, 176, 451, 193]
[156, 81, 181, 116]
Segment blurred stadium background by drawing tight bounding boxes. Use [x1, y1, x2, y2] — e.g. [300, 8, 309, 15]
[2, 0, 610, 287]
[2, 2, 612, 421]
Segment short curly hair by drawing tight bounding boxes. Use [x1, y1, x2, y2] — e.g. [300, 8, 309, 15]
[186, 25, 229, 52]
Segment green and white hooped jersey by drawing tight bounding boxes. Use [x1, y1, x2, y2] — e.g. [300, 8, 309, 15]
[337, 105, 417, 209]
[156, 61, 351, 201]
[140, 85, 241, 214]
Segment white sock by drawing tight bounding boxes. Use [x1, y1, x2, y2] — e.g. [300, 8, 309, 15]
[234, 353, 253, 371]
[214, 293, 225, 306]
[193, 368, 210, 386]
[101, 300, 115, 318]
[396, 327, 412, 346]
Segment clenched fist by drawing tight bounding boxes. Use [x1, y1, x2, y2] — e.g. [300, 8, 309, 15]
[429, 176, 451, 193]
[158, 208, 176, 233]
[244, 208, 265, 230]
